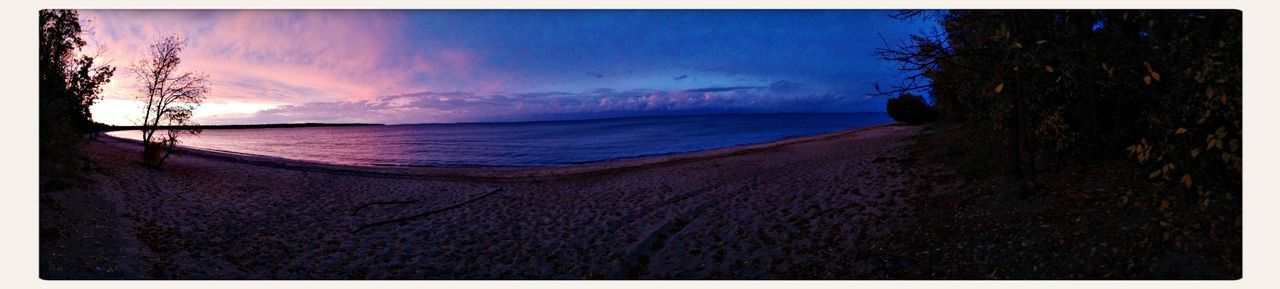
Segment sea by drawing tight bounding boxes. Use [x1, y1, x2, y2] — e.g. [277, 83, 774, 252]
[105, 113, 891, 167]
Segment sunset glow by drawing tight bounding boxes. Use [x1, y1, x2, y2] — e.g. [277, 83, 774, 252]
[81, 10, 935, 125]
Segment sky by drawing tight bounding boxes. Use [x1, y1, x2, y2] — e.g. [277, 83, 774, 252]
[79, 10, 937, 125]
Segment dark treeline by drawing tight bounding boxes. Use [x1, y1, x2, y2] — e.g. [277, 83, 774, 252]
[879, 10, 1241, 202]
[39, 9, 115, 163]
[93, 122, 383, 132]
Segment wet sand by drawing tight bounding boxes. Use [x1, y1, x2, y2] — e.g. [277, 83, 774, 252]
[42, 124, 924, 279]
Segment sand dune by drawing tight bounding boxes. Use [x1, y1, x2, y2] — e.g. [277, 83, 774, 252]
[43, 124, 924, 279]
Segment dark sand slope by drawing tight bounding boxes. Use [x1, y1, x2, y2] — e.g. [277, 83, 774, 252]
[41, 124, 925, 279]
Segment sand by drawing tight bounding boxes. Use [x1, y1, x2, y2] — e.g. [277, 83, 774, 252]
[41, 124, 924, 279]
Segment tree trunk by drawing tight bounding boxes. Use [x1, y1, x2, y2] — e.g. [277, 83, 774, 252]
[1009, 99, 1024, 182]
[1011, 12, 1038, 196]
[142, 141, 163, 168]
[1007, 13, 1025, 183]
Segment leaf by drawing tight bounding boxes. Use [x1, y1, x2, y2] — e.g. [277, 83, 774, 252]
[1035, 40, 1048, 45]
[1151, 72, 1161, 81]
[1175, 128, 1187, 135]
[1045, 65, 1055, 73]
[1190, 148, 1200, 158]
[1182, 174, 1193, 189]
[1013, 42, 1023, 49]
[994, 83, 1005, 93]
[1143, 76, 1152, 85]
[1149, 169, 1161, 179]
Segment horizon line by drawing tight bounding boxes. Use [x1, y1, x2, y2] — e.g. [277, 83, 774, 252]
[348, 111, 885, 126]
[98, 111, 886, 128]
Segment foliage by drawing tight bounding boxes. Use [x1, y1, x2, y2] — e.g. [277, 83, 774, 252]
[132, 35, 211, 168]
[878, 10, 1241, 202]
[886, 93, 936, 124]
[39, 9, 116, 161]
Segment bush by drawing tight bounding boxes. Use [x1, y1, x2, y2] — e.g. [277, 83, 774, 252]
[886, 93, 936, 124]
[880, 10, 1241, 199]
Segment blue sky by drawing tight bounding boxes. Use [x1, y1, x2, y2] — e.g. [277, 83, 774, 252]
[84, 10, 937, 125]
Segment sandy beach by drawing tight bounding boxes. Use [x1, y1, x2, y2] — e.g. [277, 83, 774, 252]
[40, 124, 926, 279]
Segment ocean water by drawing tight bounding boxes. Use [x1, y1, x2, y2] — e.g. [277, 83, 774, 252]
[105, 113, 891, 167]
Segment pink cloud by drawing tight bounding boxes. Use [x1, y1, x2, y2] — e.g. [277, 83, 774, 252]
[79, 10, 514, 125]
[84, 11, 418, 102]
[645, 92, 664, 110]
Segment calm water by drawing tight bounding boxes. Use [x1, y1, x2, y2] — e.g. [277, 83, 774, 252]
[106, 113, 891, 167]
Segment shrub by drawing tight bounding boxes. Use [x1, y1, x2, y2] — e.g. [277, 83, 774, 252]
[886, 93, 936, 124]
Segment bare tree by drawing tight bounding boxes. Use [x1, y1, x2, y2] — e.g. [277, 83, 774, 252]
[132, 35, 210, 168]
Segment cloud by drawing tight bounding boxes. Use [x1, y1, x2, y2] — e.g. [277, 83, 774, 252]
[205, 83, 864, 124]
[769, 80, 804, 94]
[684, 86, 765, 93]
[79, 10, 934, 125]
[85, 11, 412, 103]
[81, 10, 518, 113]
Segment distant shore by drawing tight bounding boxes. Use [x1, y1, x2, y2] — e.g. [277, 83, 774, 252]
[91, 122, 383, 132]
[43, 123, 924, 279]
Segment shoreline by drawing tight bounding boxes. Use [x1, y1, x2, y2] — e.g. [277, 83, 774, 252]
[97, 123, 911, 181]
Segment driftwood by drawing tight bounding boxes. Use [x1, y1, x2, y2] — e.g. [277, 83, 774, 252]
[351, 187, 505, 234]
[351, 200, 419, 216]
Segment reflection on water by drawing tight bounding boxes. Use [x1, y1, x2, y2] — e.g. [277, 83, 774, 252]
[106, 113, 891, 167]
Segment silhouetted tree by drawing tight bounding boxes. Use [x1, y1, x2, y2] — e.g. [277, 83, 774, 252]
[39, 9, 116, 161]
[886, 93, 936, 124]
[132, 35, 210, 168]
